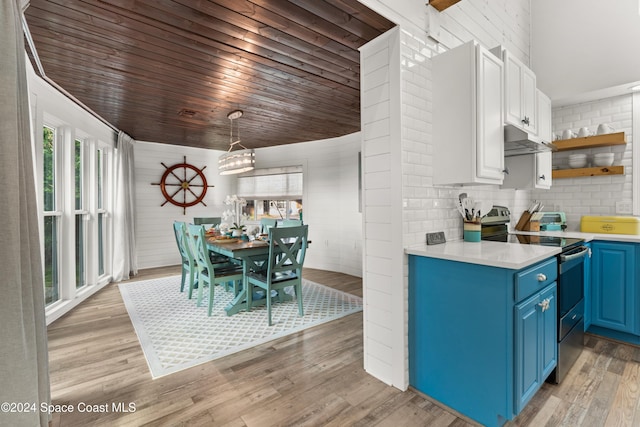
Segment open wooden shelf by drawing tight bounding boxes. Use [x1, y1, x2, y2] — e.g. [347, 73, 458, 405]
[552, 165, 624, 179]
[553, 132, 626, 151]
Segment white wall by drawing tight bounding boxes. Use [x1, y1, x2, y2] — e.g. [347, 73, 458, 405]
[532, 94, 635, 229]
[134, 133, 363, 277]
[532, 0, 640, 103]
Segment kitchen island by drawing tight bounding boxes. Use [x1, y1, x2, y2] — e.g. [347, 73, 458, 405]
[407, 240, 560, 427]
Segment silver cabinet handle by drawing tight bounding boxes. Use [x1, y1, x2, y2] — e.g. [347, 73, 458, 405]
[538, 298, 550, 312]
[537, 273, 547, 282]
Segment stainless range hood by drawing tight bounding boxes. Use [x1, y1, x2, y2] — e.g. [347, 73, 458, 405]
[504, 125, 557, 157]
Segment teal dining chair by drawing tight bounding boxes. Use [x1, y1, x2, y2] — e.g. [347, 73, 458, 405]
[260, 218, 277, 234]
[246, 225, 309, 325]
[193, 216, 222, 226]
[173, 221, 198, 299]
[186, 224, 244, 316]
[281, 219, 303, 227]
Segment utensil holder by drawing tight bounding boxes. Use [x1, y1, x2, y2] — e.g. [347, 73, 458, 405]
[463, 221, 481, 242]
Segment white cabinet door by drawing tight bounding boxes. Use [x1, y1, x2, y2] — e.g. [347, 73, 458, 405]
[537, 90, 552, 143]
[504, 53, 523, 127]
[502, 50, 537, 134]
[522, 68, 537, 135]
[535, 151, 552, 189]
[476, 46, 505, 181]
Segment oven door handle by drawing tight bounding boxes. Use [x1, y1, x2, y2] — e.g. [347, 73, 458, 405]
[560, 246, 589, 262]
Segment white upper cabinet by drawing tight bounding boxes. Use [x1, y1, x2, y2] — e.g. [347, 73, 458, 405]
[433, 40, 505, 186]
[493, 47, 537, 135]
[502, 90, 552, 190]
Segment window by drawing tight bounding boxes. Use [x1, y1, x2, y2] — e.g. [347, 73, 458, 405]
[244, 199, 303, 221]
[43, 126, 60, 305]
[39, 122, 112, 316]
[237, 167, 303, 221]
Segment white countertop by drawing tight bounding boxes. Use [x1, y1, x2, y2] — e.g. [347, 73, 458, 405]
[406, 231, 640, 270]
[405, 240, 561, 270]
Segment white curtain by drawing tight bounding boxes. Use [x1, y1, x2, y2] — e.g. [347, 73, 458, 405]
[0, 1, 50, 426]
[112, 131, 138, 281]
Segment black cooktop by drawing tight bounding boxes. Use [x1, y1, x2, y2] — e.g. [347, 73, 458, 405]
[483, 233, 584, 250]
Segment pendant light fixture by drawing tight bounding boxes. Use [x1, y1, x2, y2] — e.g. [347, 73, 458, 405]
[218, 110, 255, 175]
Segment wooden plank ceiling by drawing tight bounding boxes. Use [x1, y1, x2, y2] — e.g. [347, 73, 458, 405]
[23, 0, 395, 151]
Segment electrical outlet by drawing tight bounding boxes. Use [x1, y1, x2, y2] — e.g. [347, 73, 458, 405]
[616, 200, 632, 215]
[426, 231, 446, 245]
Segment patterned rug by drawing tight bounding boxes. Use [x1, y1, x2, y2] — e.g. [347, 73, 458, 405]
[118, 275, 363, 378]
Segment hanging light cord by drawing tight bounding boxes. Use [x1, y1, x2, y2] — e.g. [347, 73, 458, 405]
[228, 112, 249, 152]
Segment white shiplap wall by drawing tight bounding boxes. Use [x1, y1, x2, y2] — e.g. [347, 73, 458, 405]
[359, 0, 534, 390]
[531, 94, 634, 230]
[360, 27, 403, 387]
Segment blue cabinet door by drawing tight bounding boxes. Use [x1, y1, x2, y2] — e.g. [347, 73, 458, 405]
[515, 283, 557, 413]
[515, 293, 540, 411]
[591, 242, 637, 334]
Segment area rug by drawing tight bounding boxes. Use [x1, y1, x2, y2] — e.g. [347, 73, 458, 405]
[118, 275, 363, 378]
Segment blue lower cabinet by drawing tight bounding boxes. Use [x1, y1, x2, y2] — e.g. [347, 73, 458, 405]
[409, 255, 557, 427]
[590, 241, 638, 335]
[514, 283, 557, 413]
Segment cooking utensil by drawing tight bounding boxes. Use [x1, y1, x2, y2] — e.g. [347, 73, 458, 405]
[475, 200, 493, 218]
[462, 197, 475, 221]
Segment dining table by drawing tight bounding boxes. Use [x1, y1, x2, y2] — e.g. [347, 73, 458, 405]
[205, 237, 293, 315]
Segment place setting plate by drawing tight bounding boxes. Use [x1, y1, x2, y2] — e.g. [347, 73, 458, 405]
[212, 238, 239, 244]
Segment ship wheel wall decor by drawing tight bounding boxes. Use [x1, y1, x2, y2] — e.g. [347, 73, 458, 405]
[151, 156, 214, 214]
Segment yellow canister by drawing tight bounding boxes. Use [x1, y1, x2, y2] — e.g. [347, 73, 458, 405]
[580, 216, 640, 235]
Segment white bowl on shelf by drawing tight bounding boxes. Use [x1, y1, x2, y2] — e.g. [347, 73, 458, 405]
[568, 159, 588, 168]
[593, 153, 614, 167]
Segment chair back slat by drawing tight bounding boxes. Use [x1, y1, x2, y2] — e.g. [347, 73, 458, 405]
[280, 219, 303, 227]
[186, 224, 209, 269]
[173, 221, 192, 261]
[267, 225, 308, 278]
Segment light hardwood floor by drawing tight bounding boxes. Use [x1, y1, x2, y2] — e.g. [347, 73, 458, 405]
[47, 267, 640, 426]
